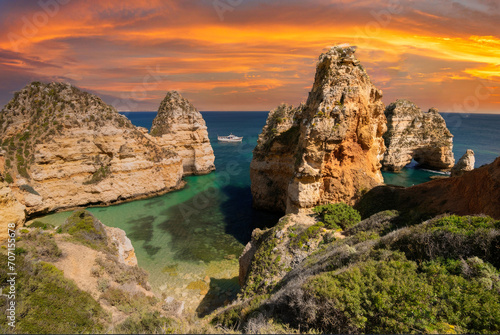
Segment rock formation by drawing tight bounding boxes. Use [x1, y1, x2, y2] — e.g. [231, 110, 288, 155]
[150, 91, 215, 175]
[105, 226, 138, 267]
[0, 82, 184, 215]
[382, 99, 455, 172]
[451, 149, 475, 177]
[251, 45, 387, 213]
[0, 181, 25, 242]
[358, 156, 500, 220]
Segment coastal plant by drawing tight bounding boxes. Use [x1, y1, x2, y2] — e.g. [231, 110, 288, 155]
[313, 203, 361, 230]
[59, 210, 109, 251]
[302, 256, 500, 334]
[0, 256, 106, 333]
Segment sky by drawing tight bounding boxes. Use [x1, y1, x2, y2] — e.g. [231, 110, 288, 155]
[0, 0, 499, 113]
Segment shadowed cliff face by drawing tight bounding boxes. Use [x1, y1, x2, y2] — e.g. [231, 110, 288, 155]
[251, 46, 387, 213]
[382, 99, 455, 172]
[150, 91, 215, 175]
[0, 82, 184, 215]
[358, 156, 500, 220]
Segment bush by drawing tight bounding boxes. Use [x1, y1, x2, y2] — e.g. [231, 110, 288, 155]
[117, 311, 174, 334]
[303, 256, 500, 334]
[379, 215, 500, 267]
[83, 165, 111, 185]
[3, 172, 13, 183]
[19, 229, 62, 261]
[290, 222, 325, 250]
[0, 256, 106, 333]
[28, 221, 54, 230]
[59, 210, 109, 250]
[313, 203, 361, 230]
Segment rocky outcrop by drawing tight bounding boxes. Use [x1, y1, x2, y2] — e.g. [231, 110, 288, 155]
[358, 156, 500, 220]
[0, 82, 184, 215]
[150, 91, 215, 175]
[0, 181, 25, 243]
[451, 149, 475, 177]
[105, 226, 138, 267]
[251, 45, 387, 213]
[382, 100, 455, 172]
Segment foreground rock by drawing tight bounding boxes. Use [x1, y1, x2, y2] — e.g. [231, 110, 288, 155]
[0, 82, 184, 215]
[151, 91, 215, 175]
[0, 181, 25, 242]
[358, 156, 500, 220]
[451, 149, 475, 177]
[382, 99, 455, 172]
[251, 45, 387, 213]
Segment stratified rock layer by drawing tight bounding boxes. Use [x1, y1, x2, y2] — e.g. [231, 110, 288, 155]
[251, 46, 387, 213]
[150, 91, 215, 175]
[451, 149, 475, 177]
[358, 156, 500, 220]
[0, 82, 184, 215]
[0, 181, 25, 242]
[382, 100, 455, 172]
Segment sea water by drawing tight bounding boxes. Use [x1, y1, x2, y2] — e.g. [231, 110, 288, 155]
[33, 111, 500, 313]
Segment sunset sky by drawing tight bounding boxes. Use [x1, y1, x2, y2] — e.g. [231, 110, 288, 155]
[0, 0, 499, 112]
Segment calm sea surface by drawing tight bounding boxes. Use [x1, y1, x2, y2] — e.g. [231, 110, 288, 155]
[34, 111, 500, 312]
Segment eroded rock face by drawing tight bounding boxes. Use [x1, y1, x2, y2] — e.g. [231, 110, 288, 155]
[382, 100, 455, 172]
[0, 182, 25, 243]
[451, 149, 475, 177]
[0, 82, 184, 215]
[358, 156, 500, 220]
[251, 46, 387, 213]
[150, 91, 215, 175]
[105, 226, 138, 267]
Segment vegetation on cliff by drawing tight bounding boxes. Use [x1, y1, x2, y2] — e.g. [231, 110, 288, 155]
[216, 205, 500, 334]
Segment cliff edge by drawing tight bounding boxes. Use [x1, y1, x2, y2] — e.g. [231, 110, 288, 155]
[251, 45, 387, 213]
[150, 91, 215, 175]
[0, 82, 184, 215]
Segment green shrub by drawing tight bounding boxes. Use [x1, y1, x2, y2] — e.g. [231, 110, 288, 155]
[303, 256, 500, 334]
[59, 210, 108, 250]
[290, 222, 325, 250]
[19, 229, 61, 261]
[83, 165, 111, 185]
[28, 221, 55, 230]
[20, 184, 40, 195]
[313, 203, 361, 230]
[0, 256, 106, 333]
[4, 172, 13, 183]
[117, 311, 174, 334]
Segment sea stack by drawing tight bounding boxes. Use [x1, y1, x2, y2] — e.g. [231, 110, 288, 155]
[382, 99, 455, 172]
[0, 82, 184, 215]
[150, 91, 215, 175]
[251, 45, 387, 213]
[451, 149, 475, 177]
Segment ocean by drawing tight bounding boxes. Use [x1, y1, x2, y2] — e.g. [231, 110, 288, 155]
[34, 111, 500, 313]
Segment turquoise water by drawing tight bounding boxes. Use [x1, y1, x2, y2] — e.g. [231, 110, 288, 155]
[34, 111, 499, 312]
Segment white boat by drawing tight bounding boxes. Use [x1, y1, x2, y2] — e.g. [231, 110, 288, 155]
[218, 134, 243, 142]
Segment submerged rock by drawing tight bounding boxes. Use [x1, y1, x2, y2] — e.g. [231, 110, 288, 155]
[451, 149, 475, 177]
[251, 45, 387, 213]
[382, 99, 455, 172]
[150, 91, 215, 175]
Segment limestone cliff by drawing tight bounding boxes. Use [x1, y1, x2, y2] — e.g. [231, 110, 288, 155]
[451, 149, 475, 177]
[382, 99, 455, 172]
[251, 45, 387, 213]
[0, 181, 25, 242]
[150, 91, 215, 175]
[358, 156, 500, 220]
[0, 82, 184, 215]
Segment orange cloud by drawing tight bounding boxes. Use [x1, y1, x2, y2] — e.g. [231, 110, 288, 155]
[0, 0, 498, 112]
